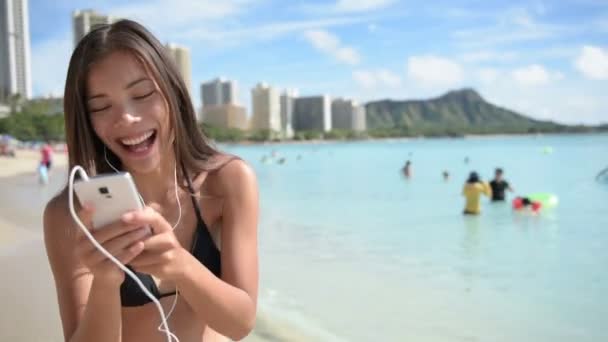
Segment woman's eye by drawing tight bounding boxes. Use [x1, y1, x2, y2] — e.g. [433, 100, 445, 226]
[89, 105, 111, 113]
[133, 91, 154, 100]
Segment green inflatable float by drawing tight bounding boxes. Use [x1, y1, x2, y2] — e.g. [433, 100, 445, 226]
[526, 193, 559, 208]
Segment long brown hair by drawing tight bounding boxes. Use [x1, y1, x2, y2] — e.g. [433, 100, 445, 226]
[64, 19, 229, 186]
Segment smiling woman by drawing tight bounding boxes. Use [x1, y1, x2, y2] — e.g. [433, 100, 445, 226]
[43, 20, 259, 342]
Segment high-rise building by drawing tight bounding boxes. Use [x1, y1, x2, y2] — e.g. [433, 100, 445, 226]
[72, 9, 114, 47]
[202, 104, 248, 130]
[0, 0, 32, 101]
[293, 95, 332, 132]
[201, 78, 237, 109]
[221, 81, 236, 105]
[251, 82, 281, 133]
[332, 98, 366, 131]
[280, 89, 297, 138]
[165, 43, 192, 95]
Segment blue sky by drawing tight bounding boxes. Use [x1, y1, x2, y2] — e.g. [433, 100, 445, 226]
[29, 0, 608, 124]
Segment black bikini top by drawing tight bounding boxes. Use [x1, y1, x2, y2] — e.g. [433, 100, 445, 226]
[119, 167, 221, 307]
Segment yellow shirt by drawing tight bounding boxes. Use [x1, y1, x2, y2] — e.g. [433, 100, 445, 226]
[462, 182, 492, 214]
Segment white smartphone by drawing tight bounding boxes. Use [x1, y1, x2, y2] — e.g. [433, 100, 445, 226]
[74, 172, 145, 229]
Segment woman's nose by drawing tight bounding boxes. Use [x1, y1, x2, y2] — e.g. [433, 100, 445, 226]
[115, 104, 142, 125]
[121, 112, 142, 123]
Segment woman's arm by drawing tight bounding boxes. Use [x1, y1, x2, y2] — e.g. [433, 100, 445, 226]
[174, 160, 259, 340]
[44, 194, 123, 342]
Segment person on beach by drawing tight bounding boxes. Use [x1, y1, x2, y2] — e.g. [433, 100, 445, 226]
[462, 171, 492, 215]
[43, 20, 258, 342]
[489, 168, 513, 201]
[40, 141, 53, 171]
[38, 141, 53, 185]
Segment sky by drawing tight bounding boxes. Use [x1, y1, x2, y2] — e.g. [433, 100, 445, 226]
[28, 0, 608, 124]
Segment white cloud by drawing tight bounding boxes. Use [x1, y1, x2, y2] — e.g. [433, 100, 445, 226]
[110, 0, 254, 32]
[303, 30, 360, 65]
[31, 37, 72, 97]
[335, 0, 396, 12]
[181, 16, 373, 48]
[300, 0, 396, 15]
[353, 69, 401, 88]
[459, 50, 519, 63]
[376, 69, 401, 86]
[511, 64, 563, 86]
[407, 55, 464, 86]
[478, 68, 501, 84]
[352, 71, 376, 88]
[574, 45, 608, 80]
[512, 64, 550, 85]
[452, 7, 572, 49]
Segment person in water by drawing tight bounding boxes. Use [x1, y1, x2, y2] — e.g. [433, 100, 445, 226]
[512, 196, 542, 213]
[43, 20, 258, 342]
[489, 168, 513, 201]
[462, 171, 492, 215]
[402, 160, 412, 179]
[442, 170, 450, 182]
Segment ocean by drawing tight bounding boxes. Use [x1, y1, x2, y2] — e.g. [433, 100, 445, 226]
[224, 134, 608, 341]
[2, 134, 607, 341]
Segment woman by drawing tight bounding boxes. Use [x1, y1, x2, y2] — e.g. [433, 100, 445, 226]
[462, 171, 491, 215]
[43, 20, 258, 342]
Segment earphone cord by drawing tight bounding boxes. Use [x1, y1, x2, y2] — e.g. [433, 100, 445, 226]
[69, 162, 182, 341]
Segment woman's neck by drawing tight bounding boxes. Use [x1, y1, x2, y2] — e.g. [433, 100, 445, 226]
[130, 158, 179, 205]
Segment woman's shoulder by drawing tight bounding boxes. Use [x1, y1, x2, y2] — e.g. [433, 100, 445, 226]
[203, 155, 257, 197]
[45, 187, 69, 214]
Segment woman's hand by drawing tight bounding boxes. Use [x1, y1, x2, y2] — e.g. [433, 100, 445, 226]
[122, 205, 188, 280]
[74, 204, 148, 288]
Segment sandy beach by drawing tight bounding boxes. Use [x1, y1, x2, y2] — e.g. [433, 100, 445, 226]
[0, 151, 306, 342]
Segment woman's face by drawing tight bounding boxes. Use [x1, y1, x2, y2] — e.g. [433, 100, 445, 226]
[86, 50, 171, 174]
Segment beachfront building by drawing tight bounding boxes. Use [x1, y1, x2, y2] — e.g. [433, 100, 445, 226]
[331, 98, 366, 132]
[293, 95, 332, 132]
[201, 77, 237, 108]
[279, 89, 297, 139]
[202, 104, 248, 130]
[0, 0, 32, 101]
[200, 77, 239, 123]
[165, 43, 192, 96]
[72, 9, 114, 47]
[250, 82, 281, 135]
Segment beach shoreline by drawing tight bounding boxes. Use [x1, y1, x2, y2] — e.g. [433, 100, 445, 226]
[0, 152, 309, 342]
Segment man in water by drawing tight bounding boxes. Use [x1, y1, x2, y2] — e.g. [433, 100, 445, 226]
[489, 168, 513, 201]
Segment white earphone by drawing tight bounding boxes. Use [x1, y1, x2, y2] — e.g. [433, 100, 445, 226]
[66, 147, 184, 341]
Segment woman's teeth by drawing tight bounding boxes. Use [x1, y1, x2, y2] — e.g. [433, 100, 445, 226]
[120, 130, 154, 146]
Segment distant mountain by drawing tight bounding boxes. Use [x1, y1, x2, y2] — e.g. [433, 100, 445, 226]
[364, 88, 573, 135]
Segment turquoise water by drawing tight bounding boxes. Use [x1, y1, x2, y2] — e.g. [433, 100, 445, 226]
[224, 134, 608, 341]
